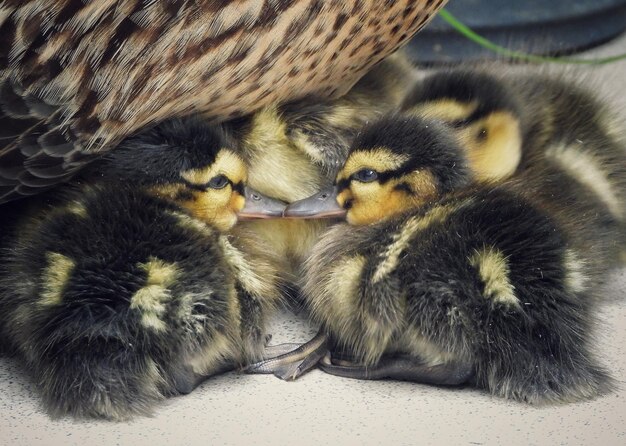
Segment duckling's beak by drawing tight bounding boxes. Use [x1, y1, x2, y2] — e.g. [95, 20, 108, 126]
[283, 186, 347, 219]
[237, 187, 287, 220]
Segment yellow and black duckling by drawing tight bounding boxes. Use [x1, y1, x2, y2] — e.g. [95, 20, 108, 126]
[250, 113, 621, 404]
[403, 68, 626, 182]
[0, 117, 286, 420]
[230, 53, 417, 281]
[402, 68, 626, 256]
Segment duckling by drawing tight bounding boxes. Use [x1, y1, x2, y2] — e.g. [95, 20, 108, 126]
[402, 68, 626, 256]
[0, 116, 286, 420]
[231, 53, 418, 280]
[250, 114, 621, 404]
[0, 0, 441, 203]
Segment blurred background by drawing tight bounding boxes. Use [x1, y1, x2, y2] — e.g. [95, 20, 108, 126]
[407, 0, 626, 64]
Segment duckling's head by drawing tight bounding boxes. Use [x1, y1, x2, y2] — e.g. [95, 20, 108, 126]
[98, 117, 285, 231]
[403, 70, 523, 181]
[284, 116, 471, 225]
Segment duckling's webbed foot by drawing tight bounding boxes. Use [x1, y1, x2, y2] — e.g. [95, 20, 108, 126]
[244, 330, 330, 381]
[171, 366, 208, 395]
[320, 354, 474, 386]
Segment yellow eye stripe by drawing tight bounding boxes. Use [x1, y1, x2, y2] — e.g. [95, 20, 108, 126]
[180, 150, 247, 187]
[337, 148, 409, 182]
[406, 99, 478, 122]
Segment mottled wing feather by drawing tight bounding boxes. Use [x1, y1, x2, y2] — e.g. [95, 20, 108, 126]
[0, 0, 446, 203]
[0, 76, 98, 201]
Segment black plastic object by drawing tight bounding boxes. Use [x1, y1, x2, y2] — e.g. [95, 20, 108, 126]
[406, 0, 626, 64]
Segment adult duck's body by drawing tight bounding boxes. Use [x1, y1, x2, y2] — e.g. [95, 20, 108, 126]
[0, 0, 445, 203]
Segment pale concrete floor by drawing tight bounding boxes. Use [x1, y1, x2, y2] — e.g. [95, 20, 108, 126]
[1, 32, 625, 446]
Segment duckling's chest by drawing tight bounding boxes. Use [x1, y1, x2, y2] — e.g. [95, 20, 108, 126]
[240, 124, 334, 275]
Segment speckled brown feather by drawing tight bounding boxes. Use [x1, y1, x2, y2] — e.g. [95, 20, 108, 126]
[0, 0, 446, 203]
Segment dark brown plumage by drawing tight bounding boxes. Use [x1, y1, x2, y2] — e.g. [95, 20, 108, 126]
[0, 0, 445, 203]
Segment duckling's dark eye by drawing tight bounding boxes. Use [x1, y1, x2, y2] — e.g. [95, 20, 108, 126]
[208, 174, 229, 189]
[353, 169, 378, 183]
[476, 126, 488, 142]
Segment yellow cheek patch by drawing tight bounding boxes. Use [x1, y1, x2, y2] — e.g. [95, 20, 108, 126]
[230, 192, 245, 213]
[407, 99, 478, 122]
[181, 150, 247, 186]
[182, 188, 237, 232]
[458, 111, 522, 181]
[336, 189, 353, 208]
[347, 181, 415, 225]
[149, 184, 238, 232]
[345, 170, 439, 225]
[338, 148, 410, 182]
[149, 183, 186, 200]
[404, 170, 438, 201]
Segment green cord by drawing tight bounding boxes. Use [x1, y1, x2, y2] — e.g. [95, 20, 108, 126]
[438, 8, 626, 65]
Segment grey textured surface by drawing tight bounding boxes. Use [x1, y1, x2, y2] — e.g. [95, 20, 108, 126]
[1, 33, 625, 446]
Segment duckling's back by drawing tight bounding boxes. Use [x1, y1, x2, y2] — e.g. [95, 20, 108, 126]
[507, 72, 626, 264]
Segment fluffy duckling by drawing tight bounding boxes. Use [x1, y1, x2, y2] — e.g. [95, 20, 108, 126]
[403, 68, 625, 181]
[378, 73, 625, 289]
[231, 53, 418, 279]
[0, 117, 285, 420]
[251, 114, 620, 404]
[402, 68, 626, 256]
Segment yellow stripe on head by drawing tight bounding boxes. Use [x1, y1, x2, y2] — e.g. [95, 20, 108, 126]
[338, 148, 409, 182]
[181, 149, 247, 187]
[407, 99, 478, 122]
